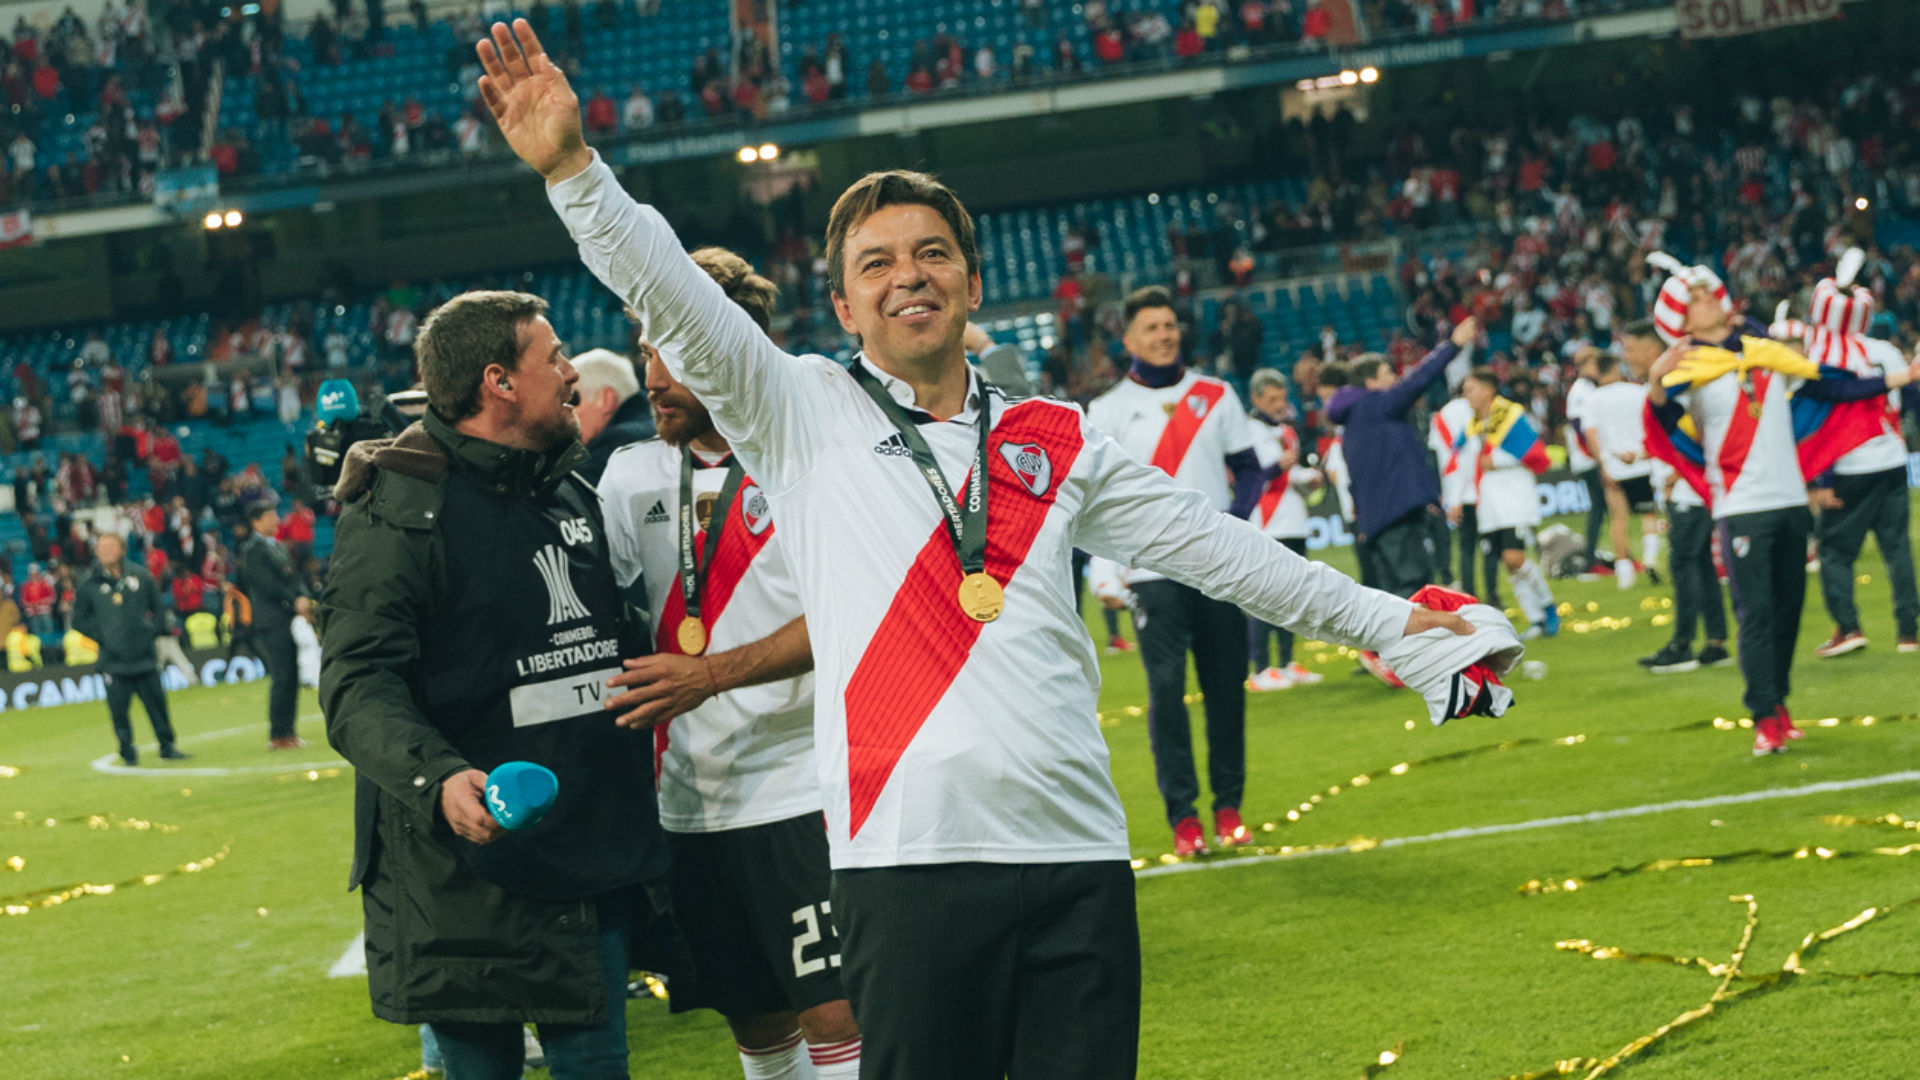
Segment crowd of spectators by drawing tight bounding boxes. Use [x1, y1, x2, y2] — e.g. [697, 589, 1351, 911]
[3, 430, 319, 669]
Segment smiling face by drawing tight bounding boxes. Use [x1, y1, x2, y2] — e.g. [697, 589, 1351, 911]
[1684, 282, 1729, 339]
[506, 315, 581, 452]
[1463, 375, 1497, 417]
[1123, 303, 1182, 367]
[830, 202, 981, 371]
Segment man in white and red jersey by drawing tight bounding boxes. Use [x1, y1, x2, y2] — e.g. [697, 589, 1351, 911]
[1644, 258, 1915, 755]
[1569, 344, 1662, 589]
[1086, 285, 1274, 856]
[1564, 350, 1609, 574]
[1245, 368, 1324, 693]
[1431, 386, 1494, 603]
[1457, 368, 1559, 640]
[479, 22, 1474, 1078]
[598, 248, 861, 1080]
[1787, 255, 1920, 658]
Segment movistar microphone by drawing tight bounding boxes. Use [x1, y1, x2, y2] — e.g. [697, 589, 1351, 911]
[305, 379, 394, 501]
[485, 761, 559, 831]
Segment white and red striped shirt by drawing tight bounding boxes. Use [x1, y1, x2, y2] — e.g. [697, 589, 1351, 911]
[599, 440, 819, 834]
[1431, 397, 1475, 510]
[1250, 418, 1314, 541]
[551, 153, 1412, 869]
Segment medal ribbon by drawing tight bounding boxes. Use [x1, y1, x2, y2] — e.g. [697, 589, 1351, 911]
[676, 450, 747, 625]
[849, 361, 991, 578]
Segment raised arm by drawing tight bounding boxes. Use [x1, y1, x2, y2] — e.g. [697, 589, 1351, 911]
[477, 19, 823, 472]
[1071, 420, 1466, 650]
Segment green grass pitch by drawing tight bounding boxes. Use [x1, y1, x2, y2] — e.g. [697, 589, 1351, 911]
[5, 502, 1920, 1079]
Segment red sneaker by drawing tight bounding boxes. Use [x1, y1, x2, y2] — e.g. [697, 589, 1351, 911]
[1778, 706, 1805, 742]
[1751, 713, 1786, 757]
[1358, 650, 1406, 689]
[1213, 807, 1252, 847]
[1813, 629, 1868, 658]
[1173, 816, 1209, 856]
[1106, 635, 1136, 654]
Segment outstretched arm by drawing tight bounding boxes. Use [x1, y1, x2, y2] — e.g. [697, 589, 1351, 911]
[602, 616, 812, 729]
[477, 19, 824, 478]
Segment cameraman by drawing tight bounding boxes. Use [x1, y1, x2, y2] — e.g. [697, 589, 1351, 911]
[319, 290, 669, 1079]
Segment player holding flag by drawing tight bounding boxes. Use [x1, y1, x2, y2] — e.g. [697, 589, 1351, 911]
[1641, 255, 1917, 755]
[1458, 369, 1559, 640]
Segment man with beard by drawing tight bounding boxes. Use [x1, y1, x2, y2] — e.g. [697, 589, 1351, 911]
[598, 248, 863, 1080]
[478, 21, 1484, 1077]
[319, 289, 670, 1078]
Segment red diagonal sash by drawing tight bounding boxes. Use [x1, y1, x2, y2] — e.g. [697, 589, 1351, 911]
[1255, 471, 1292, 530]
[841, 401, 1085, 837]
[1147, 380, 1226, 476]
[1716, 371, 1766, 498]
[651, 476, 778, 771]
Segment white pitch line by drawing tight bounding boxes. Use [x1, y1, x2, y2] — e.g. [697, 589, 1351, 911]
[88, 713, 344, 777]
[329, 931, 368, 978]
[1135, 769, 1920, 880]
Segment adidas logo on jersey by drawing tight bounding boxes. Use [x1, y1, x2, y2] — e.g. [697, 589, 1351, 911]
[872, 433, 913, 458]
[643, 499, 670, 524]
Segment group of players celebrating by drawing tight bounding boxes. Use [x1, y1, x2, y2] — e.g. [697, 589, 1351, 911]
[314, 19, 1918, 1080]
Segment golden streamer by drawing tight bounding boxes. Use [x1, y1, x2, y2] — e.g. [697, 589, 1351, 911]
[277, 768, 345, 783]
[1826, 813, 1920, 834]
[0, 764, 21, 778]
[1520, 843, 1920, 895]
[0, 842, 230, 916]
[3, 811, 180, 833]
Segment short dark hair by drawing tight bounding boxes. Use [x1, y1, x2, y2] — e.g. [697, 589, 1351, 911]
[414, 290, 550, 421]
[247, 503, 277, 523]
[824, 170, 980, 298]
[690, 247, 781, 333]
[1349, 354, 1387, 385]
[1316, 363, 1350, 389]
[1122, 286, 1177, 327]
[1464, 366, 1501, 389]
[1593, 351, 1621, 376]
[1621, 318, 1660, 342]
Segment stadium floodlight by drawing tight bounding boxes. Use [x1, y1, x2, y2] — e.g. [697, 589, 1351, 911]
[738, 146, 760, 164]
[758, 143, 780, 161]
[1339, 69, 1359, 85]
[223, 210, 244, 228]
[203, 212, 224, 230]
[1360, 66, 1380, 83]
[1855, 196, 1870, 210]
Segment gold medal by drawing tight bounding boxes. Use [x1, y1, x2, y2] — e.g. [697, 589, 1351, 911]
[1747, 400, 1763, 419]
[676, 617, 708, 655]
[957, 572, 1005, 623]
[111, 593, 123, 606]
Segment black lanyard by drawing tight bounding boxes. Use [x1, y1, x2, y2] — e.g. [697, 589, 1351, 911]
[676, 449, 747, 623]
[850, 361, 990, 578]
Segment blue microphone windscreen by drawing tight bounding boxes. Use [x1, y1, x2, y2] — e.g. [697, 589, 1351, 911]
[485, 762, 559, 831]
[316, 379, 361, 425]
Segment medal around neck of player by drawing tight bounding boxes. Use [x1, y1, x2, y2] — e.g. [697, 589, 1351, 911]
[851, 362, 1002, 623]
[675, 450, 747, 655]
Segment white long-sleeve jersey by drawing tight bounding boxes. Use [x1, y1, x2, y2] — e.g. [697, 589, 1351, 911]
[550, 153, 1412, 869]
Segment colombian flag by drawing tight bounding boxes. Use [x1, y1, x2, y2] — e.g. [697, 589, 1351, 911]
[1642, 335, 1886, 506]
[1474, 399, 1551, 476]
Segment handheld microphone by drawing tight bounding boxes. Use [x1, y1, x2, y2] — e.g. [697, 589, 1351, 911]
[316, 379, 361, 426]
[484, 761, 559, 831]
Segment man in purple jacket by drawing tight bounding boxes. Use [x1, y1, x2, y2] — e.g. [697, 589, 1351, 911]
[1325, 318, 1478, 598]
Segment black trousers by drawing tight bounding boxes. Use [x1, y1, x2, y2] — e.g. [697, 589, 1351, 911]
[1581, 468, 1608, 563]
[1358, 509, 1436, 600]
[1454, 504, 1504, 606]
[1720, 507, 1813, 716]
[257, 624, 300, 739]
[105, 670, 178, 755]
[1132, 578, 1246, 826]
[1817, 467, 1919, 639]
[1668, 504, 1727, 647]
[832, 861, 1139, 1080]
[1248, 537, 1307, 671]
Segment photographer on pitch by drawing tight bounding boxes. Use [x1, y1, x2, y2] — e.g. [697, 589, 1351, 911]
[319, 290, 673, 1080]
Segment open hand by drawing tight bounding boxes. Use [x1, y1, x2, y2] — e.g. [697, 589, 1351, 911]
[604, 653, 719, 729]
[1451, 317, 1480, 348]
[1404, 605, 1473, 637]
[1810, 488, 1843, 511]
[476, 19, 592, 182]
[439, 768, 504, 845]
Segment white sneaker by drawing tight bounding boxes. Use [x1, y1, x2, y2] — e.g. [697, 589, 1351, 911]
[1285, 662, 1324, 685]
[1247, 667, 1295, 692]
[1615, 558, 1637, 590]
